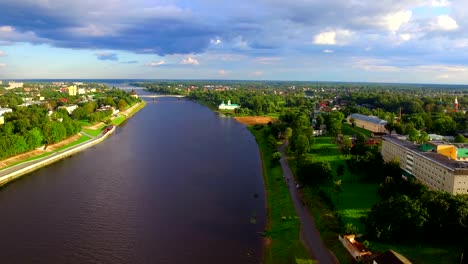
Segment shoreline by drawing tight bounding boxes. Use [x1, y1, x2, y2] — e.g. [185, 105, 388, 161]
[0, 101, 146, 188]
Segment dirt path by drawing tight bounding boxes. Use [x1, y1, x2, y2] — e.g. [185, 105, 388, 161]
[279, 143, 339, 264]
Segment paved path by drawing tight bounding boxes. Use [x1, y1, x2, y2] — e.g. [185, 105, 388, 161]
[279, 143, 339, 264]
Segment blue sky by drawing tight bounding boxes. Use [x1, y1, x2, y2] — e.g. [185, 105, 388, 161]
[0, 0, 467, 84]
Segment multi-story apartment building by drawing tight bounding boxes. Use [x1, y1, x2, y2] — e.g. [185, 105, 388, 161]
[382, 136, 468, 194]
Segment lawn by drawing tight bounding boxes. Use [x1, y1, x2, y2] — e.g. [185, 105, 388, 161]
[249, 127, 312, 264]
[82, 126, 106, 137]
[308, 136, 379, 232]
[342, 123, 372, 137]
[304, 136, 458, 264]
[112, 115, 127, 126]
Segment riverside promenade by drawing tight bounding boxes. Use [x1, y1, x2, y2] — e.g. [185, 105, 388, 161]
[0, 101, 146, 187]
[0, 126, 115, 187]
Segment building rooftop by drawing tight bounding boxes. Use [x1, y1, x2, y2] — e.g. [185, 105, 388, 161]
[459, 148, 468, 158]
[383, 136, 468, 170]
[350, 113, 387, 125]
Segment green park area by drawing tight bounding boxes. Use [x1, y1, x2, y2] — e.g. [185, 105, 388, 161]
[249, 127, 314, 264]
[303, 134, 459, 264]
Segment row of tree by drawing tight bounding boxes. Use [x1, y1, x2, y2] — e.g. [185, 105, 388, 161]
[365, 175, 468, 247]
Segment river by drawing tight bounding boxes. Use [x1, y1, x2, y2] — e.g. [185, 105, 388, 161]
[0, 95, 266, 263]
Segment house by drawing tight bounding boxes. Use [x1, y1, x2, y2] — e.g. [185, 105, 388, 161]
[218, 100, 240, 110]
[339, 234, 372, 261]
[367, 250, 412, 264]
[78, 88, 86, 95]
[0, 108, 13, 125]
[58, 104, 78, 115]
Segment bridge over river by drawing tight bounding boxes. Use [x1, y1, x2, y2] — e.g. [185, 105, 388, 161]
[139, 94, 186, 99]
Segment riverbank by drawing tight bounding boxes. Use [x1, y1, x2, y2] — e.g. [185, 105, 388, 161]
[248, 126, 313, 264]
[0, 101, 146, 188]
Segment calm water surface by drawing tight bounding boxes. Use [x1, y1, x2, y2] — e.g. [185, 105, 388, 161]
[0, 97, 266, 263]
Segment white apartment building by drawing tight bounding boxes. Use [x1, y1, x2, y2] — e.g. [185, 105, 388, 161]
[382, 136, 468, 194]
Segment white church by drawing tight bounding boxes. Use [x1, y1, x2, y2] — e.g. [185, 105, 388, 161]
[218, 100, 240, 110]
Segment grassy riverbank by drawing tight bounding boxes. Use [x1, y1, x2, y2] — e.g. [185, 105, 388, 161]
[249, 126, 313, 264]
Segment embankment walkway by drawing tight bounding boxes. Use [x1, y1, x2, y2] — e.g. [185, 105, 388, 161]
[0, 127, 115, 187]
[279, 143, 339, 264]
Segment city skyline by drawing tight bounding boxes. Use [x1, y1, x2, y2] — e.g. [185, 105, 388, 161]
[0, 0, 467, 84]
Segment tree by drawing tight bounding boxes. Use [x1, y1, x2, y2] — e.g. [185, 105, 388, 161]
[365, 195, 428, 241]
[117, 99, 128, 111]
[455, 134, 466, 143]
[294, 134, 310, 157]
[418, 131, 429, 144]
[71, 107, 87, 120]
[42, 122, 67, 144]
[24, 127, 44, 149]
[341, 135, 352, 155]
[297, 159, 332, 186]
[284, 127, 293, 140]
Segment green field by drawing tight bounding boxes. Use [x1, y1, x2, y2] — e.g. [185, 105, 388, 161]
[112, 115, 127, 126]
[304, 136, 459, 264]
[82, 125, 106, 137]
[249, 127, 313, 264]
[342, 123, 372, 137]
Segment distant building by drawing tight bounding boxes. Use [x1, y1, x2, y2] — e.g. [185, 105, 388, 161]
[348, 113, 388, 133]
[7, 81, 23, 89]
[58, 105, 78, 115]
[218, 100, 240, 110]
[0, 80, 2, 85]
[68, 85, 77, 96]
[0, 108, 13, 125]
[130, 90, 139, 98]
[381, 136, 468, 194]
[78, 88, 86, 95]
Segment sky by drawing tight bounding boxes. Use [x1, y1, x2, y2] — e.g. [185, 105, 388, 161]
[0, 0, 467, 84]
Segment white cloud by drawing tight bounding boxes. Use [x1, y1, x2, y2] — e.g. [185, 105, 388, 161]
[432, 0, 451, 7]
[218, 69, 227, 76]
[251, 71, 264, 76]
[353, 58, 401, 72]
[399, 34, 411, 41]
[0, 50, 6, 56]
[0, 63, 6, 68]
[0, 26, 13, 32]
[415, 64, 467, 72]
[431, 15, 458, 31]
[382, 10, 412, 32]
[323, 49, 334, 53]
[145, 60, 166, 67]
[210, 38, 222, 45]
[181, 56, 199, 65]
[313, 29, 353, 45]
[255, 57, 281, 64]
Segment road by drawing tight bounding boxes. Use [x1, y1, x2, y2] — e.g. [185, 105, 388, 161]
[279, 143, 339, 264]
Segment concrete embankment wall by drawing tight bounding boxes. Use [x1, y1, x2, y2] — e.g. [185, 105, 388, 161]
[0, 127, 116, 187]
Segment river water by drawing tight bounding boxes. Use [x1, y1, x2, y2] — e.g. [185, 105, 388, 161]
[0, 96, 266, 263]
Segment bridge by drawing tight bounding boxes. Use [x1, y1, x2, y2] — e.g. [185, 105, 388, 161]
[139, 94, 186, 99]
